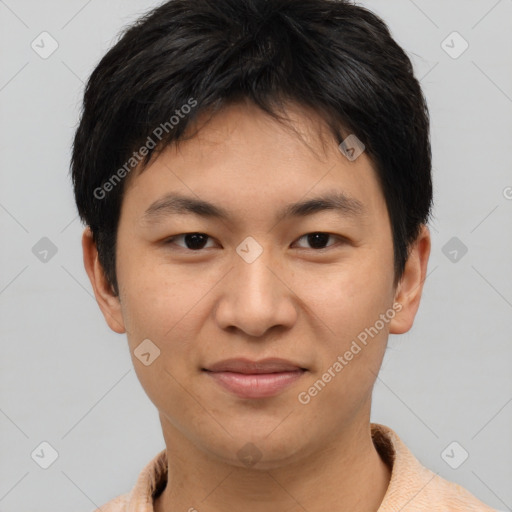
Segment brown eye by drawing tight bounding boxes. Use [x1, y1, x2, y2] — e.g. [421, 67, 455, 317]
[294, 232, 340, 250]
[166, 233, 215, 250]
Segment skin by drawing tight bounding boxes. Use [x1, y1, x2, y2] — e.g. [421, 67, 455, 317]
[83, 99, 431, 512]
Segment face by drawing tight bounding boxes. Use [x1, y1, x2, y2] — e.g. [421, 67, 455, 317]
[85, 100, 429, 469]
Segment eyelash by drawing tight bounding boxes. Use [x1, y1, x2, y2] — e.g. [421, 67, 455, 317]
[164, 232, 345, 252]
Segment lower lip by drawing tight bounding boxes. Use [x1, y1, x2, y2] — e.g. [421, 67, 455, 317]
[204, 370, 305, 399]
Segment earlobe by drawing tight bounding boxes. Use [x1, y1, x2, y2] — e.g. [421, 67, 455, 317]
[82, 227, 126, 334]
[389, 225, 431, 335]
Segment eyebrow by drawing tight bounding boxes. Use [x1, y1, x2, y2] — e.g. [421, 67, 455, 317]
[141, 191, 366, 225]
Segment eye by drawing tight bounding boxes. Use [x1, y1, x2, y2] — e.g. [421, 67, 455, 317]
[165, 233, 217, 251]
[293, 232, 343, 250]
[164, 232, 345, 252]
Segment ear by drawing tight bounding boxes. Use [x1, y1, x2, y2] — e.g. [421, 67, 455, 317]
[82, 226, 126, 334]
[389, 224, 431, 334]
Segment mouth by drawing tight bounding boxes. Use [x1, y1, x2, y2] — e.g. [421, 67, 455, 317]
[202, 358, 307, 399]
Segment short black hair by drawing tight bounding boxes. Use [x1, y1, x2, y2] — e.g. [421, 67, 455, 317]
[71, 0, 433, 297]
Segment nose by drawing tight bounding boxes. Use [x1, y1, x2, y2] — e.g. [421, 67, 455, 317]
[213, 246, 298, 338]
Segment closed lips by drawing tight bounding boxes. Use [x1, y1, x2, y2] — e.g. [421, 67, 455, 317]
[203, 358, 307, 374]
[202, 358, 308, 399]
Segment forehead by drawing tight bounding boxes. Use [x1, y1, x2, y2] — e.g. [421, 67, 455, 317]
[121, 101, 387, 228]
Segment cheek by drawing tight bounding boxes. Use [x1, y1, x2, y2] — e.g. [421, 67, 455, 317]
[294, 255, 394, 338]
[118, 263, 204, 412]
[291, 251, 394, 406]
[296, 269, 392, 421]
[117, 243, 196, 338]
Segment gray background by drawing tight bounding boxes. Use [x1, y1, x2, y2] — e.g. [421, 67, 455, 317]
[1, 0, 511, 510]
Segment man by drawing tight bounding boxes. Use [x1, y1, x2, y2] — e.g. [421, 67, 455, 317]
[71, 0, 497, 510]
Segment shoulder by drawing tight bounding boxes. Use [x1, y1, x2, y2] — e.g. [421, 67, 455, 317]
[371, 423, 498, 511]
[90, 449, 167, 512]
[416, 473, 497, 511]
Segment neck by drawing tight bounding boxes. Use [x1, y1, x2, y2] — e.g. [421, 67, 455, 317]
[154, 417, 391, 512]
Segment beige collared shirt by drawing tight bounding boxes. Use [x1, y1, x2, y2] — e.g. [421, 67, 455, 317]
[94, 423, 497, 511]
